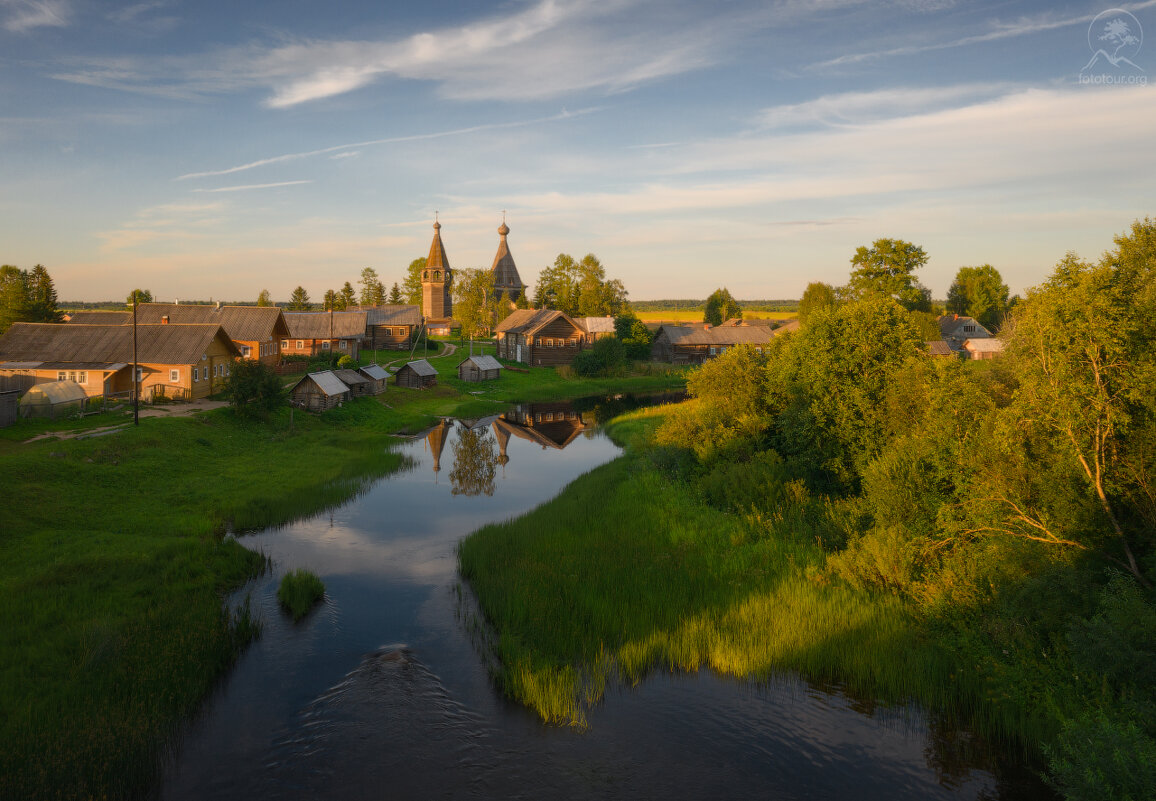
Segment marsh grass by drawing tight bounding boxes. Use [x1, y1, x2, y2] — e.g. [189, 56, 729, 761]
[277, 569, 326, 621]
[457, 407, 1034, 744]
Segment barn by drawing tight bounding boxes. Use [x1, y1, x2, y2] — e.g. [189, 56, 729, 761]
[357, 364, 389, 394]
[333, 368, 374, 397]
[289, 371, 350, 412]
[457, 355, 503, 383]
[395, 359, 438, 389]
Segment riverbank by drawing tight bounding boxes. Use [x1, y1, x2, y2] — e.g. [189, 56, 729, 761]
[0, 360, 687, 800]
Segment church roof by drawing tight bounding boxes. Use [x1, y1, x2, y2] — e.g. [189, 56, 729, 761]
[427, 220, 451, 273]
[490, 220, 523, 291]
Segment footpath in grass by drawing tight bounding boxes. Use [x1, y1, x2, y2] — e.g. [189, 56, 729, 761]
[458, 408, 972, 730]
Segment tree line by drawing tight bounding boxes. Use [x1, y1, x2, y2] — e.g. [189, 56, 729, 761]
[655, 219, 1156, 799]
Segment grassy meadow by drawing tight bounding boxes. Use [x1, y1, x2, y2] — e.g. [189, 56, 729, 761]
[0, 352, 686, 800]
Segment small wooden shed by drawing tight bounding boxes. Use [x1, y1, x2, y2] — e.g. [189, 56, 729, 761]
[357, 364, 389, 394]
[0, 389, 19, 427]
[395, 359, 438, 389]
[289, 371, 350, 412]
[457, 354, 503, 383]
[333, 368, 374, 397]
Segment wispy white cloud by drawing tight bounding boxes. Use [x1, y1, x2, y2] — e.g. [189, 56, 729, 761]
[2, 0, 69, 32]
[175, 107, 602, 180]
[810, 0, 1156, 70]
[194, 180, 313, 193]
[757, 83, 1015, 129]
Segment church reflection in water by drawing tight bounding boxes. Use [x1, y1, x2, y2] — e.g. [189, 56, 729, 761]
[420, 401, 596, 494]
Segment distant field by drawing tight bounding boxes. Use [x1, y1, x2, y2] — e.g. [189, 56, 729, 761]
[634, 310, 796, 323]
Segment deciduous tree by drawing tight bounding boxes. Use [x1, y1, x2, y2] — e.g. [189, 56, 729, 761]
[844, 238, 931, 312]
[946, 265, 1009, 330]
[222, 359, 285, 419]
[703, 287, 741, 327]
[798, 282, 836, 323]
[403, 258, 425, 306]
[0, 265, 28, 333]
[256, 289, 272, 307]
[452, 268, 498, 339]
[126, 288, 153, 306]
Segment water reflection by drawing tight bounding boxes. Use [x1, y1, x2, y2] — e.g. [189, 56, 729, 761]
[159, 395, 1048, 800]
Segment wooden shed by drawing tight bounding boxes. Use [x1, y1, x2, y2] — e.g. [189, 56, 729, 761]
[332, 368, 374, 397]
[357, 364, 389, 394]
[0, 389, 19, 427]
[395, 359, 438, 389]
[289, 371, 350, 412]
[457, 354, 503, 383]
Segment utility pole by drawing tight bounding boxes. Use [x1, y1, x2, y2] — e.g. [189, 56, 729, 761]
[132, 290, 139, 426]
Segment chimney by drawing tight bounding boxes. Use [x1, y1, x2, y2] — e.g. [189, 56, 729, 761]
[216, 301, 222, 310]
[161, 315, 169, 325]
[703, 323, 711, 330]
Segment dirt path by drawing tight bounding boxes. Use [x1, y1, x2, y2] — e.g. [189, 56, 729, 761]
[23, 399, 228, 443]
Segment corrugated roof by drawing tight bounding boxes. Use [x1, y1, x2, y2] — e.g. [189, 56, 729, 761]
[938, 314, 992, 338]
[459, 355, 503, 371]
[964, 338, 1005, 352]
[283, 311, 367, 339]
[925, 340, 953, 356]
[0, 323, 240, 365]
[659, 325, 777, 346]
[127, 303, 289, 342]
[402, 359, 438, 377]
[358, 364, 389, 381]
[354, 305, 422, 326]
[65, 310, 131, 325]
[298, 371, 350, 396]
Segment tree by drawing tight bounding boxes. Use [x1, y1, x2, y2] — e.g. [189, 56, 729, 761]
[339, 282, 357, 309]
[288, 286, 311, 311]
[0, 265, 28, 333]
[614, 312, 654, 360]
[359, 267, 385, 307]
[126, 288, 154, 306]
[221, 359, 285, 418]
[534, 254, 579, 314]
[25, 265, 61, 323]
[452, 268, 498, 339]
[798, 282, 836, 323]
[844, 238, 931, 312]
[703, 287, 741, 327]
[322, 289, 339, 311]
[403, 258, 426, 306]
[576, 254, 629, 316]
[946, 265, 1010, 330]
[388, 283, 402, 305]
[256, 289, 272, 307]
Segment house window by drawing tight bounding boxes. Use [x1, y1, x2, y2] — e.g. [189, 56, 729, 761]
[170, 369, 179, 382]
[193, 369, 199, 382]
[282, 339, 289, 349]
[241, 346, 251, 357]
[963, 325, 975, 333]
[135, 367, 143, 383]
[296, 340, 304, 349]
[57, 371, 67, 381]
[569, 337, 577, 346]
[322, 341, 331, 350]
[339, 340, 347, 350]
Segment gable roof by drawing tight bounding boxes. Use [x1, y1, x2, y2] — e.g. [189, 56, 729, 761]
[293, 371, 350, 397]
[358, 364, 389, 381]
[458, 355, 503, 371]
[283, 311, 367, 339]
[576, 316, 616, 334]
[495, 309, 581, 336]
[65, 310, 132, 325]
[99, 303, 291, 342]
[332, 368, 371, 385]
[938, 314, 992, 338]
[353, 305, 422, 326]
[925, 340, 954, 356]
[0, 323, 240, 365]
[401, 359, 437, 377]
[657, 325, 777, 347]
[963, 338, 1005, 353]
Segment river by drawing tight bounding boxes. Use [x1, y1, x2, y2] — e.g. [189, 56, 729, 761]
[158, 398, 1048, 800]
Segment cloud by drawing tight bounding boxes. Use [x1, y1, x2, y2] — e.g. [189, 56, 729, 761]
[2, 0, 69, 32]
[757, 84, 1014, 129]
[194, 180, 313, 193]
[175, 107, 602, 180]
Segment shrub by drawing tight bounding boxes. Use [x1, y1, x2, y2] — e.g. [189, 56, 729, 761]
[277, 569, 325, 622]
[336, 355, 354, 369]
[222, 359, 285, 418]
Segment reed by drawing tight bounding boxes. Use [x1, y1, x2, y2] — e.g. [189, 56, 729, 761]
[277, 569, 326, 621]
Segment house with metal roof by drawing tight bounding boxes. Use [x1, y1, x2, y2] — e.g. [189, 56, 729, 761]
[650, 323, 779, 364]
[963, 338, 1005, 360]
[288, 371, 351, 412]
[0, 322, 241, 400]
[576, 316, 616, 341]
[938, 314, 993, 352]
[357, 364, 389, 394]
[350, 305, 422, 350]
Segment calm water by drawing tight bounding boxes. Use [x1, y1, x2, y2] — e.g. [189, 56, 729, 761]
[158, 400, 1047, 800]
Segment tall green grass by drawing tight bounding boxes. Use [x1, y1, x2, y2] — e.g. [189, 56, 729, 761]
[278, 569, 326, 621]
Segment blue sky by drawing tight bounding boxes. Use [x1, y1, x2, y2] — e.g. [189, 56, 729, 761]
[2, 0, 1154, 302]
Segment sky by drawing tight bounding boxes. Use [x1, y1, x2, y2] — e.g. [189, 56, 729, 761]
[2, 0, 1154, 303]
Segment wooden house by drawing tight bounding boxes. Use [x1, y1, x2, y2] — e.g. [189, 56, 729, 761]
[938, 315, 993, 352]
[0, 322, 241, 401]
[282, 311, 367, 359]
[963, 338, 1005, 360]
[352, 305, 422, 350]
[457, 354, 503, 383]
[289, 371, 350, 412]
[396, 359, 438, 388]
[357, 364, 389, 394]
[332, 368, 374, 396]
[576, 317, 616, 341]
[650, 324, 777, 365]
[495, 309, 586, 367]
[68, 303, 290, 366]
